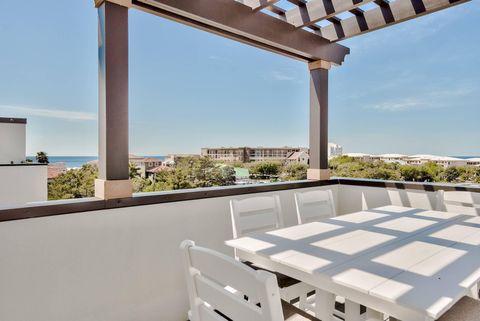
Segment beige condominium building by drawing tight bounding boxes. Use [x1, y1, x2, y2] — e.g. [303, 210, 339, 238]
[201, 147, 305, 162]
[201, 144, 343, 163]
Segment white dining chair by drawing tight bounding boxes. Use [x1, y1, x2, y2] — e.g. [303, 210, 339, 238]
[180, 240, 326, 321]
[294, 190, 336, 224]
[435, 190, 480, 216]
[294, 190, 369, 320]
[230, 195, 313, 311]
[230, 195, 284, 242]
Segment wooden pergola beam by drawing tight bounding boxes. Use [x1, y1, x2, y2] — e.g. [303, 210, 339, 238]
[132, 0, 350, 64]
[239, 0, 282, 11]
[284, 0, 376, 28]
[318, 0, 470, 41]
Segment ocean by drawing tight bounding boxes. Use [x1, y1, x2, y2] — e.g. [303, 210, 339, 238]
[452, 156, 480, 159]
[27, 156, 166, 169]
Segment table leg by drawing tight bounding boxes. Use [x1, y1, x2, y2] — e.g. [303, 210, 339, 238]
[345, 299, 361, 321]
[365, 308, 384, 321]
[314, 288, 335, 321]
[469, 282, 479, 299]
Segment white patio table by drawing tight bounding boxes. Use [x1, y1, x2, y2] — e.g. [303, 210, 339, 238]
[225, 205, 480, 321]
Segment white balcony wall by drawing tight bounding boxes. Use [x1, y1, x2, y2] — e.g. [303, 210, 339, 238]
[0, 122, 26, 164]
[0, 165, 47, 204]
[337, 184, 438, 214]
[0, 184, 338, 321]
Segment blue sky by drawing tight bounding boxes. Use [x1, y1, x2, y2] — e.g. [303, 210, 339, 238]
[0, 1, 478, 156]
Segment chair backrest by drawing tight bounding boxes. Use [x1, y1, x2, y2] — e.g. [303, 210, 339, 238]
[436, 190, 480, 216]
[229, 195, 284, 239]
[180, 240, 284, 321]
[294, 189, 336, 224]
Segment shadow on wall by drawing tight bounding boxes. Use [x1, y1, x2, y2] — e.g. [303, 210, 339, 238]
[339, 185, 438, 214]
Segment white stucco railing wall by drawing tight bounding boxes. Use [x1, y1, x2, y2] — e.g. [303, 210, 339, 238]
[0, 183, 448, 321]
[0, 185, 338, 321]
[0, 165, 48, 204]
[337, 184, 438, 214]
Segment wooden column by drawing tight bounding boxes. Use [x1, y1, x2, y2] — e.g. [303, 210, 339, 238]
[95, 0, 132, 199]
[307, 60, 331, 180]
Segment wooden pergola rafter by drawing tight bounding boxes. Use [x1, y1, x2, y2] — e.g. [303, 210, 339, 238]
[92, 0, 470, 200]
[245, 0, 469, 41]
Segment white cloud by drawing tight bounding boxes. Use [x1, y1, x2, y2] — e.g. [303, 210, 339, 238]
[271, 70, 296, 81]
[369, 98, 430, 112]
[0, 105, 96, 121]
[366, 86, 474, 112]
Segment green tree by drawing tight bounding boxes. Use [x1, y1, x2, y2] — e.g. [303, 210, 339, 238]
[441, 166, 463, 183]
[132, 176, 151, 193]
[48, 164, 97, 200]
[282, 163, 308, 181]
[399, 164, 436, 182]
[146, 157, 236, 192]
[249, 161, 282, 178]
[36, 151, 49, 164]
[475, 167, 480, 184]
[421, 162, 442, 182]
[129, 162, 140, 178]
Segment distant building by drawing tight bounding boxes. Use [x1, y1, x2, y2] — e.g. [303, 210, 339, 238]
[165, 154, 200, 165]
[48, 162, 67, 180]
[466, 158, 480, 166]
[405, 155, 468, 168]
[129, 154, 163, 177]
[405, 154, 438, 166]
[201, 144, 342, 163]
[430, 156, 468, 168]
[201, 146, 304, 163]
[286, 151, 309, 165]
[328, 143, 343, 159]
[90, 154, 164, 177]
[344, 153, 372, 161]
[376, 154, 407, 164]
[342, 153, 475, 168]
[0, 117, 47, 203]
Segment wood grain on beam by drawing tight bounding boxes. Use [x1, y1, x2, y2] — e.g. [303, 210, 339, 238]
[285, 0, 376, 27]
[239, 0, 281, 11]
[318, 0, 469, 41]
[132, 0, 350, 64]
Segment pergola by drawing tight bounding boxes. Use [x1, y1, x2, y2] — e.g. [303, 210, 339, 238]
[93, 0, 469, 199]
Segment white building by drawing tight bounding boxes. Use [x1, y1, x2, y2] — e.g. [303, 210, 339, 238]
[466, 158, 480, 166]
[377, 153, 407, 164]
[0, 118, 47, 204]
[328, 143, 343, 158]
[404, 154, 438, 165]
[430, 156, 468, 168]
[285, 151, 309, 165]
[344, 153, 372, 161]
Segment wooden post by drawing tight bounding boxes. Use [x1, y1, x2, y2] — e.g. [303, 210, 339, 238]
[307, 60, 331, 180]
[95, 0, 132, 199]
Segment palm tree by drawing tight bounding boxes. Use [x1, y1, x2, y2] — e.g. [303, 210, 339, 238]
[129, 162, 140, 178]
[36, 151, 49, 164]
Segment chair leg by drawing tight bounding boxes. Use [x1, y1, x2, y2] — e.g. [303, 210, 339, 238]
[315, 288, 335, 321]
[345, 299, 361, 321]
